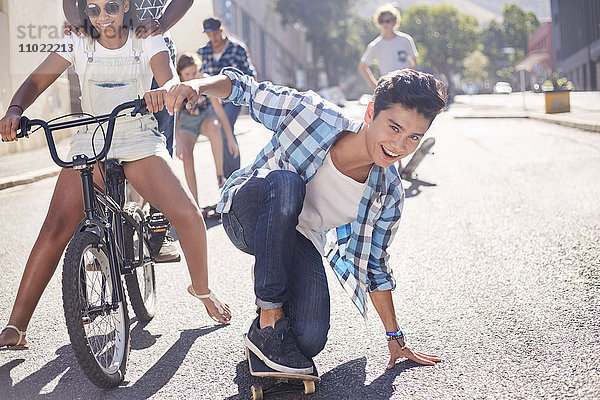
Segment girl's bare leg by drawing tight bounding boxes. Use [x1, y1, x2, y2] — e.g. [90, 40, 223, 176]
[176, 128, 199, 204]
[124, 155, 231, 322]
[0, 167, 104, 347]
[201, 117, 224, 182]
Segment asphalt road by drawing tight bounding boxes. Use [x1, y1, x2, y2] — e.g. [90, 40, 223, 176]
[1, 99, 599, 399]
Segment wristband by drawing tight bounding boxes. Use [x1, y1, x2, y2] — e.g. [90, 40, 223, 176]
[385, 330, 403, 337]
[8, 105, 24, 113]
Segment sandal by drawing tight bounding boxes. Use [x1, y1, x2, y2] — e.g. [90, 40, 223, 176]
[0, 325, 29, 350]
[187, 285, 227, 323]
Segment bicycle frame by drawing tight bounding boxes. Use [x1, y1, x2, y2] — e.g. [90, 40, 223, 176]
[18, 99, 151, 307]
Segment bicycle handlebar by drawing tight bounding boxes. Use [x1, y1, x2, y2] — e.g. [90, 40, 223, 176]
[16, 99, 148, 168]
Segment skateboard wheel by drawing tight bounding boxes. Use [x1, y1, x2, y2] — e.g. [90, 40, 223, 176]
[251, 385, 263, 400]
[303, 380, 315, 394]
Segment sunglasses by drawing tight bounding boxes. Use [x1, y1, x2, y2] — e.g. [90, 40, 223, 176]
[86, 1, 121, 18]
[380, 18, 395, 24]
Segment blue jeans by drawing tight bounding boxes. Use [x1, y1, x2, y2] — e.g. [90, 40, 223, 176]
[151, 77, 174, 156]
[222, 170, 330, 358]
[221, 102, 241, 178]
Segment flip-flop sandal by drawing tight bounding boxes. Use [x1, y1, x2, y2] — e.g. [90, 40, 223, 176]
[0, 325, 29, 351]
[187, 285, 228, 323]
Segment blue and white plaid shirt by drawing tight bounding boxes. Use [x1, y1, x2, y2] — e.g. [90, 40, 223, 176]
[198, 37, 256, 77]
[216, 68, 403, 318]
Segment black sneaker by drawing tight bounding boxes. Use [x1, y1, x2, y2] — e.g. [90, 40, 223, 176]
[245, 316, 313, 375]
[148, 231, 181, 263]
[147, 211, 181, 263]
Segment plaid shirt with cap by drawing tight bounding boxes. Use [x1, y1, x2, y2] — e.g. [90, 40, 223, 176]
[197, 18, 256, 78]
[216, 68, 403, 319]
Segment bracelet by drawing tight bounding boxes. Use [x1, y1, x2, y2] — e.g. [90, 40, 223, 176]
[8, 104, 24, 113]
[387, 335, 407, 350]
[385, 330, 403, 337]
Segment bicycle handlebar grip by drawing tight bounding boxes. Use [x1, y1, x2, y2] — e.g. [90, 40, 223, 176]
[131, 98, 148, 117]
[16, 116, 30, 139]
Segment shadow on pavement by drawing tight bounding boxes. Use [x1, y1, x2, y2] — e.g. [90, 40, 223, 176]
[403, 178, 437, 199]
[225, 356, 419, 400]
[0, 324, 225, 399]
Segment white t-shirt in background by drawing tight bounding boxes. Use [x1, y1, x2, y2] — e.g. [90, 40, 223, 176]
[361, 31, 418, 74]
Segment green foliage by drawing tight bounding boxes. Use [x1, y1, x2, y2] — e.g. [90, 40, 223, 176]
[271, 0, 375, 86]
[542, 74, 575, 91]
[462, 51, 489, 83]
[502, 3, 539, 56]
[398, 4, 479, 91]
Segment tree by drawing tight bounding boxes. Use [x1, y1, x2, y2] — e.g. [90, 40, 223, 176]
[462, 50, 489, 84]
[502, 3, 540, 62]
[271, 0, 366, 87]
[399, 4, 479, 97]
[480, 20, 505, 80]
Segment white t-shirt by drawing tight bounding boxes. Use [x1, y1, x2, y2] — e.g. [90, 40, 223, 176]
[296, 152, 370, 255]
[361, 31, 418, 74]
[54, 32, 169, 91]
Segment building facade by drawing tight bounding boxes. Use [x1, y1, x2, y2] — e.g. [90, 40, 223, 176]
[516, 22, 553, 87]
[550, 0, 600, 90]
[212, 0, 314, 89]
[0, 0, 71, 155]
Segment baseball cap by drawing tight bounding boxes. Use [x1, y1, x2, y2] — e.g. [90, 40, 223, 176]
[203, 17, 222, 33]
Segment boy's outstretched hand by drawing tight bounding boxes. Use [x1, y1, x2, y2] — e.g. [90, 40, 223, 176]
[386, 338, 441, 369]
[143, 83, 200, 115]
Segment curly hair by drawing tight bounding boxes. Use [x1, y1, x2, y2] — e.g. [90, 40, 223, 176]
[373, 69, 447, 121]
[77, 0, 139, 39]
[374, 4, 401, 29]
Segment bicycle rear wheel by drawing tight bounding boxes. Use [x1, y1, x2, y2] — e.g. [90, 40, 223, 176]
[123, 202, 157, 322]
[62, 230, 130, 389]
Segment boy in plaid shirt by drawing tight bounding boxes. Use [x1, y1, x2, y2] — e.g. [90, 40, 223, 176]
[147, 66, 447, 374]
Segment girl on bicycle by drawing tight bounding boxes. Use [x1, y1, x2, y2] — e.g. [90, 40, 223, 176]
[0, 0, 231, 350]
[176, 53, 238, 203]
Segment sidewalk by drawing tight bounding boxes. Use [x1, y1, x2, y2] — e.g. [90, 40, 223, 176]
[0, 114, 258, 191]
[452, 91, 600, 133]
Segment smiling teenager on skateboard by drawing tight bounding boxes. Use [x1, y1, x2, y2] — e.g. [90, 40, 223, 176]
[147, 65, 447, 381]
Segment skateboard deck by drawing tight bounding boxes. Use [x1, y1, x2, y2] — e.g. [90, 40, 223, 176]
[200, 204, 221, 220]
[244, 333, 319, 399]
[246, 347, 319, 399]
[400, 137, 435, 179]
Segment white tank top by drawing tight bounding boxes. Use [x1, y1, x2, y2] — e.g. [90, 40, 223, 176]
[296, 152, 370, 255]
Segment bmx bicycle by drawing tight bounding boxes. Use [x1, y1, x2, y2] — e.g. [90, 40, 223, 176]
[17, 99, 157, 388]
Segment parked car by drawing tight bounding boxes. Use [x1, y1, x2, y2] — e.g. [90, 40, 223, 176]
[493, 81, 512, 94]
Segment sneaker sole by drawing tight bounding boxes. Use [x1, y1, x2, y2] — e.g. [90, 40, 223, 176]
[153, 255, 181, 263]
[244, 335, 313, 375]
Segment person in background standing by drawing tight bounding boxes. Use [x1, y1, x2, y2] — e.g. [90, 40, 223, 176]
[359, 4, 418, 90]
[63, 0, 194, 263]
[197, 17, 256, 179]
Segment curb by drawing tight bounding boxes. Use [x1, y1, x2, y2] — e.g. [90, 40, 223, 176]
[0, 166, 61, 191]
[454, 114, 600, 133]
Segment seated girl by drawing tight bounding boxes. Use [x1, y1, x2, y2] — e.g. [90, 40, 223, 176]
[0, 0, 231, 350]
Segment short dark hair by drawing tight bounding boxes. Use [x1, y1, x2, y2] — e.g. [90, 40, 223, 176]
[78, 0, 139, 39]
[373, 69, 447, 121]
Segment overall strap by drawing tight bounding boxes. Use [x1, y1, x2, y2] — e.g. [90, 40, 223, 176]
[85, 36, 96, 62]
[132, 32, 143, 61]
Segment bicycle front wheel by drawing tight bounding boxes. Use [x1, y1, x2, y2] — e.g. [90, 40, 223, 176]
[123, 202, 157, 322]
[62, 230, 130, 389]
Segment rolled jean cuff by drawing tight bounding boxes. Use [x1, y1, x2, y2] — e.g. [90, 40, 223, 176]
[256, 298, 283, 310]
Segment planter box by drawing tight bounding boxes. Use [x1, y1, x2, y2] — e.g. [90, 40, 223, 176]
[544, 91, 570, 114]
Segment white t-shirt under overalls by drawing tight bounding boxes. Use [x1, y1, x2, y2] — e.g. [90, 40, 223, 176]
[55, 32, 170, 162]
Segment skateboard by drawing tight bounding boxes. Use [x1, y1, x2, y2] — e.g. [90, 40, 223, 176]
[245, 346, 320, 399]
[400, 137, 436, 179]
[200, 204, 221, 220]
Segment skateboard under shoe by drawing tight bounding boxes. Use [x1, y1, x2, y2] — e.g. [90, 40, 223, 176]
[245, 345, 319, 399]
[400, 137, 436, 180]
